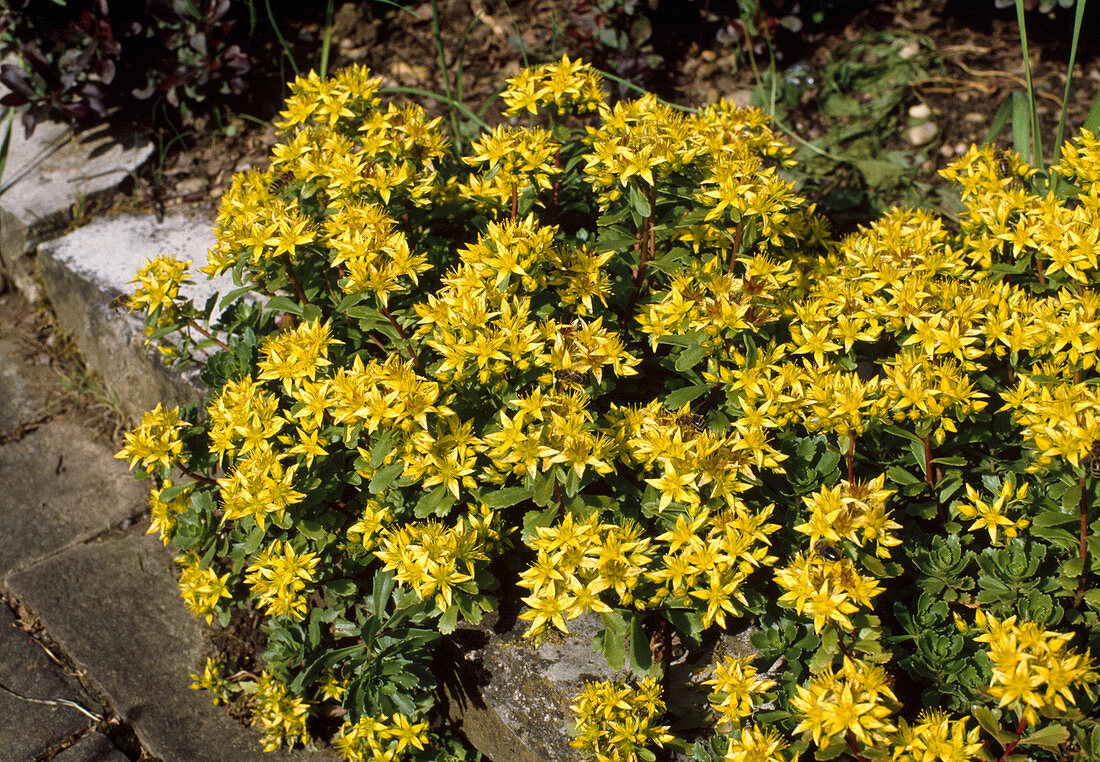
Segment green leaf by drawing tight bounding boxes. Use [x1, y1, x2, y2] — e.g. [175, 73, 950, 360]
[627, 614, 653, 677]
[1011, 90, 1032, 162]
[369, 462, 404, 493]
[675, 343, 707, 372]
[886, 465, 921, 486]
[664, 383, 710, 411]
[414, 485, 452, 518]
[522, 506, 558, 537]
[628, 182, 651, 218]
[972, 705, 1016, 746]
[593, 626, 625, 670]
[266, 295, 304, 316]
[1019, 724, 1069, 749]
[439, 604, 460, 634]
[479, 485, 533, 509]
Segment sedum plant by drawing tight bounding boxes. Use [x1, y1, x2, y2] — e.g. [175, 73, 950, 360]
[119, 57, 1100, 760]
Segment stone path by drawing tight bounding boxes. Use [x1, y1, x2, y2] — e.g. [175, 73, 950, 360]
[0, 292, 337, 762]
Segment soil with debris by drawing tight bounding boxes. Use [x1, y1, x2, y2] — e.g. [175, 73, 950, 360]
[116, 0, 1100, 229]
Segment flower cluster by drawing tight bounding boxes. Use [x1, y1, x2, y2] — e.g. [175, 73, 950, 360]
[332, 713, 430, 762]
[973, 610, 1098, 727]
[123, 56, 1100, 761]
[570, 677, 674, 762]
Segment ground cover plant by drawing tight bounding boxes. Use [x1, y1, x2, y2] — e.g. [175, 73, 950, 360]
[118, 56, 1100, 760]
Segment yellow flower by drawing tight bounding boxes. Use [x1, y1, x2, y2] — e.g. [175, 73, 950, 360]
[955, 481, 1029, 544]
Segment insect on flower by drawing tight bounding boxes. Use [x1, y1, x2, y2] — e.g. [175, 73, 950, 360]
[676, 413, 707, 432]
[1089, 440, 1100, 479]
[267, 171, 294, 195]
[813, 540, 842, 562]
[992, 148, 1025, 192]
[554, 369, 587, 385]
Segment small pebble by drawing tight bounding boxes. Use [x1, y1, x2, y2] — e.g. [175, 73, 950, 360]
[939, 144, 955, 158]
[898, 40, 921, 60]
[964, 112, 986, 124]
[724, 89, 754, 108]
[176, 177, 206, 195]
[907, 122, 939, 147]
[954, 142, 969, 155]
[701, 49, 717, 62]
[908, 103, 932, 120]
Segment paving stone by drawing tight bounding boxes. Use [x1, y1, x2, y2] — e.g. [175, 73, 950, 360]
[0, 118, 152, 301]
[0, 420, 146, 578]
[49, 733, 128, 762]
[0, 604, 98, 760]
[0, 293, 59, 439]
[37, 208, 234, 423]
[6, 529, 337, 762]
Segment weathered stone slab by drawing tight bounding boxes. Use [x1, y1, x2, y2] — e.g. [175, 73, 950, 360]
[444, 613, 620, 762]
[0, 420, 146, 578]
[0, 292, 59, 439]
[0, 604, 98, 760]
[6, 528, 337, 762]
[445, 613, 758, 762]
[37, 208, 233, 423]
[0, 117, 152, 300]
[50, 732, 129, 762]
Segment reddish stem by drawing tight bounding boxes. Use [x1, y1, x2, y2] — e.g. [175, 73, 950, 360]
[176, 463, 218, 486]
[378, 305, 422, 371]
[845, 731, 869, 762]
[186, 318, 229, 350]
[996, 717, 1030, 761]
[510, 182, 518, 221]
[846, 436, 856, 482]
[726, 218, 746, 274]
[281, 255, 310, 307]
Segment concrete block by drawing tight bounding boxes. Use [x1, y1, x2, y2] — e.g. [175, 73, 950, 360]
[6, 529, 337, 762]
[0, 604, 98, 760]
[37, 208, 233, 423]
[0, 420, 146, 578]
[0, 120, 152, 300]
[50, 733, 128, 762]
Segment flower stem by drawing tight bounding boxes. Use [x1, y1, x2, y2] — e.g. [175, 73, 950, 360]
[281, 255, 310, 307]
[378, 305, 422, 371]
[996, 717, 1029, 761]
[186, 318, 229, 350]
[176, 463, 218, 486]
[726, 218, 746, 274]
[845, 731, 868, 762]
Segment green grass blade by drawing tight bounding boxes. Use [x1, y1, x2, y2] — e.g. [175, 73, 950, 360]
[1054, 0, 1088, 165]
[369, 0, 421, 17]
[378, 86, 491, 131]
[1082, 90, 1100, 133]
[428, 0, 462, 146]
[1013, 0, 1043, 167]
[1011, 90, 1032, 161]
[319, 0, 334, 79]
[0, 108, 13, 194]
[501, 0, 529, 69]
[264, 0, 300, 78]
